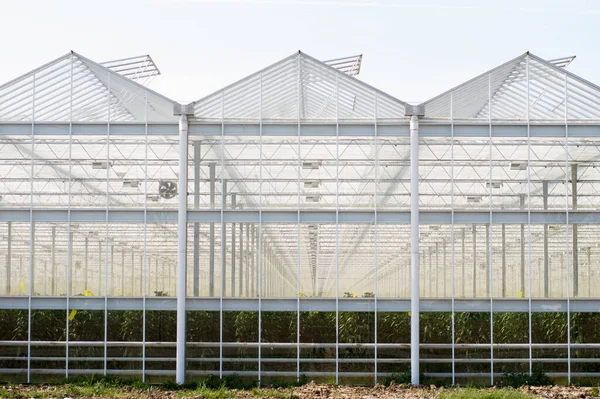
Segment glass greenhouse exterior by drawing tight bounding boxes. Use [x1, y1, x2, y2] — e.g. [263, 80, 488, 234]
[1, 50, 600, 385]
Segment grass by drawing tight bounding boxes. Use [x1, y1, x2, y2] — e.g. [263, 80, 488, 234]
[0, 377, 596, 399]
[250, 388, 298, 399]
[178, 385, 235, 399]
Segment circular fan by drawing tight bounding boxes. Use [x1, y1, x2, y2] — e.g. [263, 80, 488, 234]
[159, 180, 177, 199]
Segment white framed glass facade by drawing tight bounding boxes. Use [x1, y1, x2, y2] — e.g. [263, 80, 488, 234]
[1, 50, 600, 385]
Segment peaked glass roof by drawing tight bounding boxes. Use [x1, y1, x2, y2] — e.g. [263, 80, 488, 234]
[192, 52, 406, 122]
[0, 52, 178, 123]
[423, 52, 600, 121]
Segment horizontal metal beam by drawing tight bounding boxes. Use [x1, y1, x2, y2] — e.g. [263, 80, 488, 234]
[3, 209, 600, 224]
[2, 121, 599, 137]
[0, 368, 596, 379]
[0, 122, 179, 136]
[0, 296, 598, 312]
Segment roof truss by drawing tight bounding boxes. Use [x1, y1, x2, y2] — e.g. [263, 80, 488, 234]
[192, 51, 406, 122]
[422, 52, 600, 121]
[0, 52, 177, 123]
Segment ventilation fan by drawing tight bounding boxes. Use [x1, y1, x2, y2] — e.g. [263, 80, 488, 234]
[159, 181, 177, 199]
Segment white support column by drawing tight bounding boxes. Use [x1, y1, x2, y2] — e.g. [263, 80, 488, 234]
[193, 142, 200, 297]
[408, 111, 421, 385]
[232, 193, 236, 297]
[84, 237, 89, 290]
[120, 249, 125, 296]
[502, 224, 506, 298]
[239, 223, 244, 297]
[51, 225, 56, 296]
[176, 106, 192, 385]
[209, 162, 216, 297]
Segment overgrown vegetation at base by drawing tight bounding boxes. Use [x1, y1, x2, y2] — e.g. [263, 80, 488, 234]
[1, 380, 600, 399]
[1, 305, 600, 383]
[498, 366, 554, 388]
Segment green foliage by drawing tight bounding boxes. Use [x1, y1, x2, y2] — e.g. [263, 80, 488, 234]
[2, 307, 600, 385]
[498, 365, 553, 388]
[251, 387, 298, 399]
[381, 371, 413, 386]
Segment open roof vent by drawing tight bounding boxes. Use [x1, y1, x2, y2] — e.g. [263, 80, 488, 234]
[101, 55, 160, 85]
[323, 54, 363, 77]
[304, 180, 320, 188]
[467, 196, 482, 203]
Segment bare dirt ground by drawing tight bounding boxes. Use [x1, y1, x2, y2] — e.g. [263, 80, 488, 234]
[1, 382, 600, 399]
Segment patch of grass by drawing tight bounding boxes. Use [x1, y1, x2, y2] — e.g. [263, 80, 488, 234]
[251, 387, 298, 399]
[437, 388, 534, 399]
[69, 375, 151, 390]
[178, 385, 235, 399]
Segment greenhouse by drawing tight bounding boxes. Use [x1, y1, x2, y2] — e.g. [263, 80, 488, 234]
[1, 50, 600, 386]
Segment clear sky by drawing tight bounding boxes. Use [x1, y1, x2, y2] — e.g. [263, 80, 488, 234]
[1, 0, 598, 104]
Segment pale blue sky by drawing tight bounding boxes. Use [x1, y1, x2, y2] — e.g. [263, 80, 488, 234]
[1, 0, 599, 103]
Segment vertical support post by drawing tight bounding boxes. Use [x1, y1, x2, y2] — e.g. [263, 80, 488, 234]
[121, 249, 125, 296]
[461, 228, 465, 298]
[154, 256, 164, 295]
[485, 224, 490, 297]
[209, 162, 216, 297]
[106, 244, 115, 295]
[428, 248, 432, 297]
[502, 224, 506, 298]
[51, 226, 55, 295]
[222, 180, 227, 296]
[587, 247, 591, 297]
[520, 195, 525, 296]
[543, 181, 549, 298]
[193, 142, 200, 297]
[251, 224, 256, 296]
[246, 224, 250, 296]
[443, 238, 446, 297]
[99, 242, 103, 295]
[239, 223, 243, 297]
[84, 237, 89, 290]
[176, 112, 189, 385]
[572, 164, 578, 297]
[435, 243, 439, 297]
[68, 231, 73, 297]
[110, 245, 114, 296]
[472, 225, 477, 297]
[6, 222, 11, 295]
[232, 193, 237, 297]
[409, 113, 420, 385]
[31, 224, 35, 296]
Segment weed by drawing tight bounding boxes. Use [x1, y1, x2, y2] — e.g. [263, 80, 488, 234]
[381, 372, 416, 386]
[163, 380, 182, 390]
[498, 365, 553, 388]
